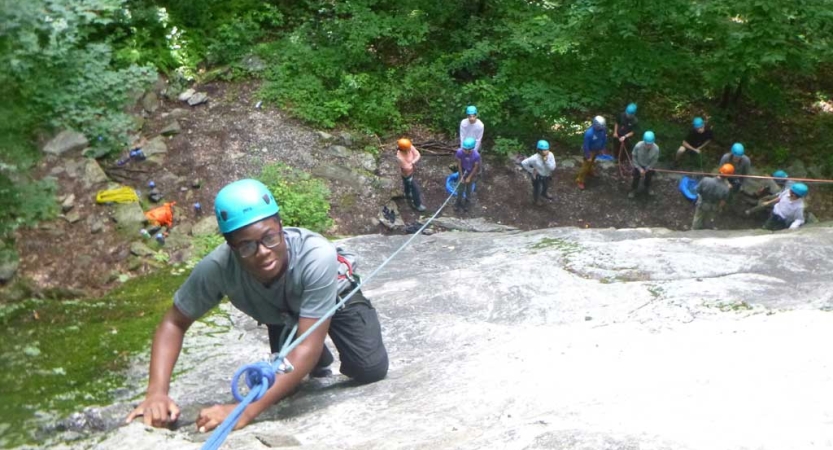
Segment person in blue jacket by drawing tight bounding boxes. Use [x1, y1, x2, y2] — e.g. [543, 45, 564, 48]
[576, 115, 607, 190]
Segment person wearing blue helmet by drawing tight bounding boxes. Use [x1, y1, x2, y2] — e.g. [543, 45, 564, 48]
[455, 137, 481, 212]
[763, 182, 808, 230]
[126, 179, 388, 433]
[718, 143, 751, 193]
[674, 117, 713, 166]
[629, 131, 660, 198]
[521, 140, 557, 205]
[460, 105, 484, 153]
[745, 170, 792, 216]
[614, 103, 639, 156]
[576, 115, 607, 190]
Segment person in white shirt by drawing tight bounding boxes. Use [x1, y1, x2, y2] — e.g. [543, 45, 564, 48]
[459, 105, 484, 153]
[521, 140, 556, 206]
[763, 182, 808, 231]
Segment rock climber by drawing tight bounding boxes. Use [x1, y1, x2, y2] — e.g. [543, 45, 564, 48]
[126, 179, 388, 432]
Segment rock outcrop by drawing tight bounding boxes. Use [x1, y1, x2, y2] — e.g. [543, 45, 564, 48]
[40, 226, 833, 449]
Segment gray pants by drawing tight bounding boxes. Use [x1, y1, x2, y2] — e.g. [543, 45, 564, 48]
[692, 200, 718, 230]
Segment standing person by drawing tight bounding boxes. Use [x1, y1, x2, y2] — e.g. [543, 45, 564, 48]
[718, 143, 751, 194]
[674, 117, 713, 166]
[454, 137, 481, 213]
[745, 170, 791, 216]
[396, 138, 426, 212]
[521, 140, 557, 206]
[763, 183, 808, 231]
[459, 105, 484, 154]
[692, 164, 734, 230]
[576, 115, 607, 190]
[125, 179, 388, 432]
[613, 103, 639, 156]
[629, 131, 660, 198]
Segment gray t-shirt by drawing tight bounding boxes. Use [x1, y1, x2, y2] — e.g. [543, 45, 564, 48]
[696, 177, 730, 204]
[174, 227, 338, 324]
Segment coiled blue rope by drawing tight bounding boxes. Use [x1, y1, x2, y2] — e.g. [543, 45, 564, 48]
[202, 181, 461, 449]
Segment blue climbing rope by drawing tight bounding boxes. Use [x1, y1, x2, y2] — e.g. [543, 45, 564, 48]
[201, 183, 461, 450]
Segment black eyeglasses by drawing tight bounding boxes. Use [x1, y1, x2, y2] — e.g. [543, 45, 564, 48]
[234, 233, 282, 258]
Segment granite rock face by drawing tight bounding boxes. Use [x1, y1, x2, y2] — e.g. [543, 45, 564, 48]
[48, 226, 833, 450]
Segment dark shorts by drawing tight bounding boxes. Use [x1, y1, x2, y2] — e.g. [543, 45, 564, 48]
[268, 289, 388, 383]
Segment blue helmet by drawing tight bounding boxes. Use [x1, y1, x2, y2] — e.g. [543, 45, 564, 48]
[537, 140, 550, 151]
[772, 170, 788, 179]
[626, 103, 637, 115]
[790, 183, 808, 197]
[643, 131, 655, 144]
[462, 137, 477, 150]
[466, 105, 477, 115]
[693, 117, 705, 129]
[214, 179, 280, 234]
[731, 143, 745, 156]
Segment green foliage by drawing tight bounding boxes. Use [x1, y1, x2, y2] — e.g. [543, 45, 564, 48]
[492, 137, 525, 161]
[0, 176, 59, 238]
[258, 163, 333, 233]
[0, 0, 157, 153]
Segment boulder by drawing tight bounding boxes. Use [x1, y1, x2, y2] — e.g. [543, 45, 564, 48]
[164, 108, 189, 120]
[191, 215, 219, 237]
[42, 130, 88, 156]
[357, 153, 377, 172]
[142, 136, 169, 167]
[83, 159, 109, 187]
[0, 257, 18, 283]
[61, 194, 76, 213]
[311, 165, 367, 192]
[559, 159, 577, 169]
[316, 131, 334, 142]
[50, 226, 833, 450]
[187, 93, 208, 106]
[129, 242, 156, 257]
[323, 145, 350, 158]
[112, 202, 147, 233]
[141, 92, 159, 113]
[63, 210, 82, 224]
[160, 121, 182, 136]
[338, 132, 354, 147]
[378, 201, 404, 230]
[178, 89, 196, 102]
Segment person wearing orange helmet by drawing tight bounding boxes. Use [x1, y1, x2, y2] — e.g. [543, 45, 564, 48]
[692, 163, 734, 230]
[396, 138, 426, 212]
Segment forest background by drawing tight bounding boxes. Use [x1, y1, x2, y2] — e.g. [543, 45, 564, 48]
[2, 0, 833, 249]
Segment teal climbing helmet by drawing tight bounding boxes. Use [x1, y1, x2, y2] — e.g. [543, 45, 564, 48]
[466, 105, 478, 115]
[731, 143, 745, 156]
[214, 179, 280, 234]
[693, 117, 705, 129]
[643, 131, 655, 144]
[537, 140, 550, 151]
[772, 170, 788, 179]
[790, 183, 808, 197]
[462, 137, 477, 150]
[626, 103, 637, 115]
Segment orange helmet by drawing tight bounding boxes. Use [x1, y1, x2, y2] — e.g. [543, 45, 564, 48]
[397, 138, 412, 151]
[719, 163, 735, 175]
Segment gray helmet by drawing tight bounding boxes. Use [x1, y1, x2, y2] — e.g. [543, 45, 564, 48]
[593, 116, 606, 129]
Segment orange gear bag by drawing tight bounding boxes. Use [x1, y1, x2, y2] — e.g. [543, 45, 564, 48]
[145, 202, 176, 228]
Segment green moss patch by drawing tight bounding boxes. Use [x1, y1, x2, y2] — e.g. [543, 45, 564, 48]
[0, 272, 186, 447]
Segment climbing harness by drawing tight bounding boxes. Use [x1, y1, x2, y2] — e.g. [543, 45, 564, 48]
[201, 183, 462, 450]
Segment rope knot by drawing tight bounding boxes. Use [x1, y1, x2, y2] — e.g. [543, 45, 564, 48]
[231, 361, 275, 402]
